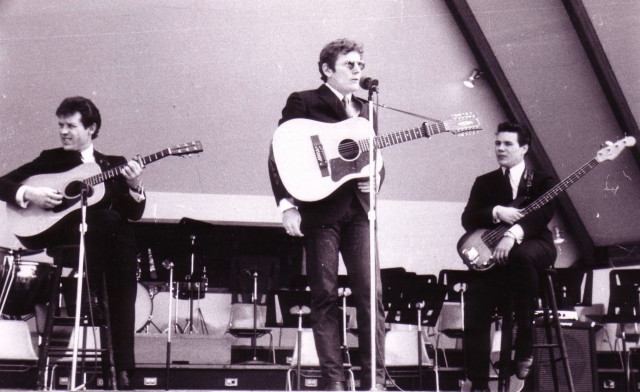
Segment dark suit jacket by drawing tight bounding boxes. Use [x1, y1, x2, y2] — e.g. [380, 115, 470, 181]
[0, 147, 145, 247]
[268, 84, 385, 228]
[461, 166, 556, 244]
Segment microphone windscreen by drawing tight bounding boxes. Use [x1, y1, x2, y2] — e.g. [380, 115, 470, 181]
[359, 77, 373, 90]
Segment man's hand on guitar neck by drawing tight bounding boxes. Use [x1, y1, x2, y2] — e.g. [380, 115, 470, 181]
[283, 208, 304, 237]
[122, 160, 144, 191]
[22, 186, 63, 209]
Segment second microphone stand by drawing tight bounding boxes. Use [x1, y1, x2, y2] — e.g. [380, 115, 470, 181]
[366, 83, 380, 391]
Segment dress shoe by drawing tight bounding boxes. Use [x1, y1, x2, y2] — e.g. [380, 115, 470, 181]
[117, 370, 132, 390]
[516, 355, 534, 380]
[326, 381, 346, 391]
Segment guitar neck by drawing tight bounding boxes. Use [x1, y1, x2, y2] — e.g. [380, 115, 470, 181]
[520, 158, 600, 217]
[358, 121, 445, 151]
[84, 149, 171, 186]
[483, 158, 600, 246]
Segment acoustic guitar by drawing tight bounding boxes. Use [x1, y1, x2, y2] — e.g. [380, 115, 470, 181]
[272, 113, 482, 202]
[7, 141, 203, 246]
[458, 136, 636, 272]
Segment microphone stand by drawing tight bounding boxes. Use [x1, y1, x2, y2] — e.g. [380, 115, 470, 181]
[164, 260, 175, 391]
[366, 85, 380, 391]
[70, 185, 90, 391]
[182, 235, 197, 334]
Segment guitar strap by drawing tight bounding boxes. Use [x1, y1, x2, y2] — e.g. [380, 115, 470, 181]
[522, 169, 534, 200]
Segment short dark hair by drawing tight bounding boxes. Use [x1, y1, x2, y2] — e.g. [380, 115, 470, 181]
[55, 96, 102, 139]
[318, 38, 364, 82]
[497, 122, 530, 147]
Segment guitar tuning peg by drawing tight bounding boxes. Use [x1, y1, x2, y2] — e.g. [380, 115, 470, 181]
[602, 141, 613, 148]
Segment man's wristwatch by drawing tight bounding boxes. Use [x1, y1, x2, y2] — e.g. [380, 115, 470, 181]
[130, 184, 144, 194]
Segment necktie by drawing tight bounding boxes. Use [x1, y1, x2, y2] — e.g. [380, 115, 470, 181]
[504, 168, 513, 199]
[342, 96, 356, 118]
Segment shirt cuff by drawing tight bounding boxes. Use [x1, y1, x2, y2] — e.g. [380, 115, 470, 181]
[492, 206, 500, 224]
[278, 198, 297, 213]
[506, 224, 524, 244]
[15, 185, 30, 208]
[129, 185, 146, 202]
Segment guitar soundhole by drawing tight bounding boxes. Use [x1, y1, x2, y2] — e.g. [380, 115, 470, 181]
[337, 139, 360, 161]
[64, 181, 94, 199]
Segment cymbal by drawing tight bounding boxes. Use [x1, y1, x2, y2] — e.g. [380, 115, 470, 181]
[0, 246, 44, 257]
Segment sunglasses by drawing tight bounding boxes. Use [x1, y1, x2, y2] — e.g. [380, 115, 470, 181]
[341, 61, 365, 70]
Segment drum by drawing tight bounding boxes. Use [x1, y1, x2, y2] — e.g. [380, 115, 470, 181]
[0, 260, 52, 316]
[176, 280, 207, 300]
[134, 282, 153, 332]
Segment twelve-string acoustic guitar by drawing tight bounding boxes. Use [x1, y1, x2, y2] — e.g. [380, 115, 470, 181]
[272, 113, 482, 202]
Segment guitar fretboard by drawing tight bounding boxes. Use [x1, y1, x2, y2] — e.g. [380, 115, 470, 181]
[481, 158, 600, 246]
[84, 148, 173, 186]
[357, 121, 446, 151]
[520, 158, 599, 216]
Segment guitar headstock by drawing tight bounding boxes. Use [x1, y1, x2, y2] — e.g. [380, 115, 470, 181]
[443, 112, 483, 135]
[595, 136, 636, 162]
[169, 141, 203, 157]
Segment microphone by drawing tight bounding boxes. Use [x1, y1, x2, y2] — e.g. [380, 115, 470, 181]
[359, 76, 379, 92]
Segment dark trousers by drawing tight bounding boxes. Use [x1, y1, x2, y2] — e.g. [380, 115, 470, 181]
[49, 210, 138, 372]
[463, 238, 556, 383]
[302, 201, 385, 387]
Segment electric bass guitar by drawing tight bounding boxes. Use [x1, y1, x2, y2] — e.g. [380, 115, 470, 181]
[7, 141, 203, 246]
[458, 136, 636, 272]
[272, 113, 482, 201]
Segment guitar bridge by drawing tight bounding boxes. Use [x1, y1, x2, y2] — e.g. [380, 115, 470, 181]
[311, 135, 329, 177]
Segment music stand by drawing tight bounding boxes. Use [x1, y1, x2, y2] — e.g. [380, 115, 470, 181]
[227, 255, 277, 365]
[271, 289, 312, 391]
[385, 273, 446, 391]
[552, 268, 592, 310]
[587, 269, 640, 392]
[177, 217, 212, 334]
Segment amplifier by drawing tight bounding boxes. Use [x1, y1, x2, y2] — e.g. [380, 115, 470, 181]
[532, 321, 597, 392]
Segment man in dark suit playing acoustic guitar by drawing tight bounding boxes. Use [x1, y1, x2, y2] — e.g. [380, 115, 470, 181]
[461, 122, 557, 392]
[0, 96, 145, 389]
[268, 38, 386, 391]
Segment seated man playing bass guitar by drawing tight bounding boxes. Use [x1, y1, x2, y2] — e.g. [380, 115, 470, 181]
[0, 96, 145, 389]
[461, 122, 557, 392]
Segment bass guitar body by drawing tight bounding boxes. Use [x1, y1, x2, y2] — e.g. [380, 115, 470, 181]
[457, 227, 498, 272]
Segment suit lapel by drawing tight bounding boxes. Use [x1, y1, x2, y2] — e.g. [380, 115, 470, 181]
[316, 84, 348, 120]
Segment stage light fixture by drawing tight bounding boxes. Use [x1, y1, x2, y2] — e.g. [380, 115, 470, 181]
[463, 69, 484, 88]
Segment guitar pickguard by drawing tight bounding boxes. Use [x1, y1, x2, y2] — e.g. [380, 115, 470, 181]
[51, 197, 81, 214]
[329, 154, 368, 182]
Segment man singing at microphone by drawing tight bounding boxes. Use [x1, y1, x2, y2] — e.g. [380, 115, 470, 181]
[268, 38, 386, 391]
